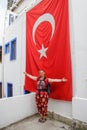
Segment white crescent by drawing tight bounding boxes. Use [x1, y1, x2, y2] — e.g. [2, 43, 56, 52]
[32, 13, 55, 45]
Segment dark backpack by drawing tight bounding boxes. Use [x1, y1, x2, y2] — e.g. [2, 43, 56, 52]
[46, 83, 51, 94]
[37, 77, 51, 94]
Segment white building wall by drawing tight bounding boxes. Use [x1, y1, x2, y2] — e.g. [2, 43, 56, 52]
[0, 0, 7, 93]
[69, 0, 87, 98]
[0, 10, 5, 44]
[0, 0, 7, 43]
[69, 0, 87, 122]
[0, 0, 7, 10]
[72, 97, 87, 123]
[4, 13, 26, 97]
[0, 10, 5, 83]
[0, 64, 2, 82]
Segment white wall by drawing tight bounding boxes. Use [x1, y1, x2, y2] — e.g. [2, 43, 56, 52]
[48, 99, 72, 117]
[0, 93, 37, 129]
[0, 0, 7, 90]
[4, 13, 26, 97]
[0, 10, 5, 44]
[0, 64, 2, 81]
[0, 0, 7, 43]
[72, 97, 87, 123]
[0, 9, 5, 85]
[69, 0, 87, 98]
[69, 0, 87, 122]
[0, 0, 7, 10]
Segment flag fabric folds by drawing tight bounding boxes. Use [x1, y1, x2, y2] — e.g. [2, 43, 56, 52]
[25, 0, 72, 101]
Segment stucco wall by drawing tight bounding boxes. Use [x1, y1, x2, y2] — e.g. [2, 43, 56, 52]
[0, 93, 37, 129]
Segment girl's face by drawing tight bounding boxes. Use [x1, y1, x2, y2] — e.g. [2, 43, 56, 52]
[39, 70, 45, 77]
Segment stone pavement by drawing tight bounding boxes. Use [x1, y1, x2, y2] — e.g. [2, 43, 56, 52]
[1, 114, 70, 130]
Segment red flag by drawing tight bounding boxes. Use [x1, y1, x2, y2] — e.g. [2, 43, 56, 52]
[25, 0, 72, 101]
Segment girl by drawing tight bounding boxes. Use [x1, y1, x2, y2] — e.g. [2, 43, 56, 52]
[24, 70, 67, 123]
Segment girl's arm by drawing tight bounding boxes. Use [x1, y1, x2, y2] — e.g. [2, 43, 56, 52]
[24, 72, 37, 81]
[48, 77, 67, 83]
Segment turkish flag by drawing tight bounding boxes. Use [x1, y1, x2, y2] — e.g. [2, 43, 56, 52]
[25, 0, 72, 101]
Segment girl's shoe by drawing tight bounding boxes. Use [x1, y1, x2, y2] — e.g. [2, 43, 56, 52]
[39, 118, 47, 123]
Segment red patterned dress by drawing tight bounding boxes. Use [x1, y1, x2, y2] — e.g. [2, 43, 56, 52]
[35, 78, 49, 117]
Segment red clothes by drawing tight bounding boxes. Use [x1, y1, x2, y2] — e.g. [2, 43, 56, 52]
[35, 77, 49, 116]
[35, 91, 49, 116]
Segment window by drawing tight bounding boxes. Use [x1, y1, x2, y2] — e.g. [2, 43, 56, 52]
[5, 43, 10, 54]
[7, 83, 13, 97]
[9, 14, 14, 25]
[9, 13, 18, 26]
[10, 38, 16, 60]
[0, 46, 2, 63]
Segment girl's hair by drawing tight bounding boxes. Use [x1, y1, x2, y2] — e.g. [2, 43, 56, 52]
[39, 69, 45, 72]
[39, 69, 46, 78]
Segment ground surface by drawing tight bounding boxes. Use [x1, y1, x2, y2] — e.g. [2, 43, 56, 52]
[1, 114, 70, 130]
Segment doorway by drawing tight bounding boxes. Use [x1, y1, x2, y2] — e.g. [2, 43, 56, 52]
[7, 83, 13, 97]
[0, 82, 2, 98]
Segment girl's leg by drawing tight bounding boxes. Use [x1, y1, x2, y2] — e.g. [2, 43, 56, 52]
[35, 92, 42, 118]
[40, 92, 49, 122]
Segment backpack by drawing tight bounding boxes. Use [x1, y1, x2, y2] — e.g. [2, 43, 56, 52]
[37, 77, 51, 94]
[46, 82, 51, 94]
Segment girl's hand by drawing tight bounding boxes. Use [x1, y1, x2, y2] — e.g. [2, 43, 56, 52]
[62, 77, 68, 82]
[23, 72, 27, 75]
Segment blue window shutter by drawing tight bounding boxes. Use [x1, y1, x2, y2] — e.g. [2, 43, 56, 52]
[10, 38, 17, 60]
[5, 43, 10, 54]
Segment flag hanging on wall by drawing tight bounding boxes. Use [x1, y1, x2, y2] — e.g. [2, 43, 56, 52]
[25, 0, 72, 101]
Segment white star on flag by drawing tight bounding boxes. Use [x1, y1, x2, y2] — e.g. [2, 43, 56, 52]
[38, 44, 48, 59]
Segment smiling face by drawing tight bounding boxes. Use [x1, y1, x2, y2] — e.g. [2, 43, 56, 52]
[39, 70, 45, 78]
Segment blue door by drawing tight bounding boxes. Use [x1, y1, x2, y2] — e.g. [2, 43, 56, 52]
[7, 83, 13, 97]
[0, 82, 2, 98]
